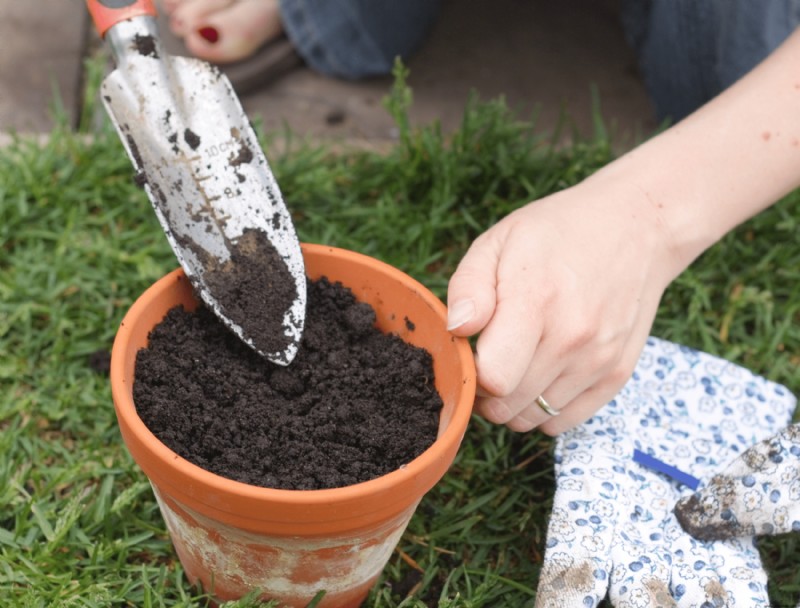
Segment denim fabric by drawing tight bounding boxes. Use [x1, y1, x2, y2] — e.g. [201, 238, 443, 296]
[620, 0, 800, 121]
[279, 0, 441, 79]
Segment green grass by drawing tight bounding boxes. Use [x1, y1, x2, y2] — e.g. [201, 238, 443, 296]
[1, 62, 799, 607]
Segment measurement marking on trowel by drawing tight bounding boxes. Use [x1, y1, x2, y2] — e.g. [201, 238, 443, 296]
[205, 138, 238, 158]
[167, 152, 236, 242]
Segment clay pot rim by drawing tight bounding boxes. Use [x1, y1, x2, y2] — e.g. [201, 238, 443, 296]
[111, 243, 476, 508]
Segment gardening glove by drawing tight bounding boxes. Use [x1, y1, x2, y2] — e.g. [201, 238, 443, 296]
[675, 423, 800, 542]
[534, 336, 797, 608]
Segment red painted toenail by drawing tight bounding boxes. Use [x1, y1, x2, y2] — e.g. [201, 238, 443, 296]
[198, 26, 220, 44]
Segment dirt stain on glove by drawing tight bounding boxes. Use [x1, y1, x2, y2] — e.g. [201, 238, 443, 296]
[534, 561, 595, 607]
[536, 565, 680, 606]
[674, 426, 800, 542]
[674, 475, 744, 541]
[643, 577, 677, 607]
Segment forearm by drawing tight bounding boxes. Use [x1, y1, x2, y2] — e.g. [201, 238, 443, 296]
[590, 27, 800, 280]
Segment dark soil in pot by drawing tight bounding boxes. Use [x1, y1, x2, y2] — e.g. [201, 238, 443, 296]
[132, 275, 443, 491]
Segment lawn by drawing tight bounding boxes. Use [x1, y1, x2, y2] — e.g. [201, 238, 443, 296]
[1, 65, 799, 607]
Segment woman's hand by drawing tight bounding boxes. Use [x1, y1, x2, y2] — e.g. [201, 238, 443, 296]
[446, 175, 679, 435]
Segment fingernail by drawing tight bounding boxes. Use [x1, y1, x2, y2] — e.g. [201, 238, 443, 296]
[447, 299, 475, 331]
[198, 26, 220, 44]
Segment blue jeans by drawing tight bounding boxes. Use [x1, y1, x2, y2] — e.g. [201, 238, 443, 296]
[620, 0, 800, 120]
[280, 0, 799, 121]
[279, 0, 442, 80]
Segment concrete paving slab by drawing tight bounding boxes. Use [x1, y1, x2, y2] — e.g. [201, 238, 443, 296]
[0, 0, 87, 133]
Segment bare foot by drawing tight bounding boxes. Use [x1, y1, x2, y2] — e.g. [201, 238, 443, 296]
[158, 0, 283, 64]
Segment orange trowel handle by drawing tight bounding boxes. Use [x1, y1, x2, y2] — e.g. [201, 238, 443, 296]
[86, 0, 157, 37]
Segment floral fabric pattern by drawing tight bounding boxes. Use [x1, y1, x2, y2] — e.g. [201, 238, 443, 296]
[535, 337, 797, 608]
[675, 423, 800, 541]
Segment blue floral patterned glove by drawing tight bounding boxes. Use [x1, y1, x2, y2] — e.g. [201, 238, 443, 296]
[675, 423, 800, 541]
[534, 337, 797, 608]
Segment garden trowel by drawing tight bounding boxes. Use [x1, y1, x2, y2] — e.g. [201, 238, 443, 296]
[87, 0, 306, 366]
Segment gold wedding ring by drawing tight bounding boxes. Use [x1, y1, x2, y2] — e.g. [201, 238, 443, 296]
[535, 395, 559, 417]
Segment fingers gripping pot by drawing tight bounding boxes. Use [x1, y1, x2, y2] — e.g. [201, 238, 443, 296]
[110, 244, 477, 607]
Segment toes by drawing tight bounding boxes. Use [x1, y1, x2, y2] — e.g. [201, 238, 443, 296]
[180, 0, 282, 64]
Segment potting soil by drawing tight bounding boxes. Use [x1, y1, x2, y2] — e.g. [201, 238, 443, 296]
[133, 277, 443, 490]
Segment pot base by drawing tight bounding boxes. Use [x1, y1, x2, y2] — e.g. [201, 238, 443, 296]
[155, 481, 415, 606]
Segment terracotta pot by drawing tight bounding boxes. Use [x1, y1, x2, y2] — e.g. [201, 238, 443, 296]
[110, 243, 477, 607]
